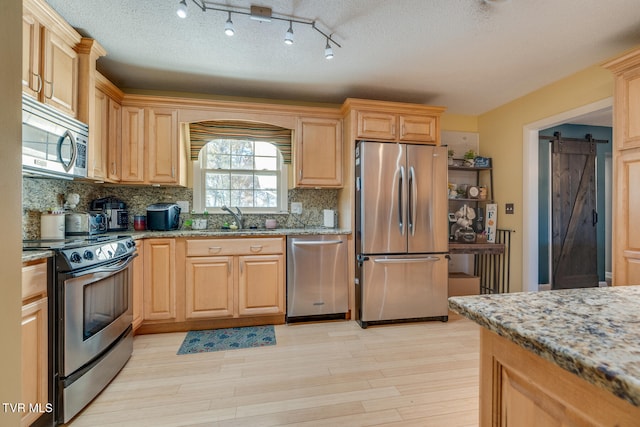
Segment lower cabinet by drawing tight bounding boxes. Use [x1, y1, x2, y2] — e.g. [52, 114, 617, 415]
[143, 238, 176, 321]
[185, 237, 285, 320]
[21, 260, 49, 427]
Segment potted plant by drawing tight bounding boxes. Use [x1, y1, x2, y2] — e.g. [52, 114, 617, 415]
[447, 149, 455, 165]
[463, 149, 476, 167]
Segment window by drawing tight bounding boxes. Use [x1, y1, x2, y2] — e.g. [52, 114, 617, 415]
[193, 139, 287, 213]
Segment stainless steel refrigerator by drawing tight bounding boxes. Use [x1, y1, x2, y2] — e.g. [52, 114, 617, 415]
[355, 141, 449, 328]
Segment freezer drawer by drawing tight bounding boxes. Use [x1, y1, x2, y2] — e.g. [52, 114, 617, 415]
[358, 254, 448, 327]
[286, 235, 348, 320]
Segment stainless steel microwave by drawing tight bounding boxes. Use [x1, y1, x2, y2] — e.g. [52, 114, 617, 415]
[22, 94, 88, 179]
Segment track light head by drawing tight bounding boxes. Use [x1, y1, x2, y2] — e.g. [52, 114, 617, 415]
[176, 0, 187, 19]
[324, 39, 334, 60]
[224, 12, 235, 36]
[284, 21, 294, 45]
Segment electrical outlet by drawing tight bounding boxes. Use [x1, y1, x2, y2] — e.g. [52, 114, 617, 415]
[505, 203, 515, 214]
[291, 202, 303, 214]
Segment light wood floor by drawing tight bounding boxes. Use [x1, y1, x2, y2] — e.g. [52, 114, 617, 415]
[66, 312, 480, 427]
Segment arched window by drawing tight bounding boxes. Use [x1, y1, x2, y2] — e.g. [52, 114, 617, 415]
[193, 138, 287, 213]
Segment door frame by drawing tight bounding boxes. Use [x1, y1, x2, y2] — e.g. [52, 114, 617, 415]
[522, 97, 612, 292]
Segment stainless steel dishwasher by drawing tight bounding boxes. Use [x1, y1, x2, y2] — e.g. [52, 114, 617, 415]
[286, 235, 348, 322]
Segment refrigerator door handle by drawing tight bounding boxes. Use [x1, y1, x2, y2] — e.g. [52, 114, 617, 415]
[399, 166, 405, 236]
[409, 166, 417, 236]
[373, 256, 441, 264]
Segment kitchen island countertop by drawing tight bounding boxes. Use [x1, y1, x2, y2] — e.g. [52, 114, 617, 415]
[449, 286, 640, 408]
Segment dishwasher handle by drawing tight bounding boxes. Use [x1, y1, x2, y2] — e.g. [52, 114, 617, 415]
[373, 256, 441, 264]
[292, 240, 344, 246]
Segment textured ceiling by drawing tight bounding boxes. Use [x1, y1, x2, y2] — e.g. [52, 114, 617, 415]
[46, 0, 640, 115]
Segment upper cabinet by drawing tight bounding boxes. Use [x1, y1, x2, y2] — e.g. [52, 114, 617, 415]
[91, 73, 123, 182]
[120, 98, 186, 186]
[22, 0, 81, 118]
[343, 98, 444, 145]
[294, 117, 343, 188]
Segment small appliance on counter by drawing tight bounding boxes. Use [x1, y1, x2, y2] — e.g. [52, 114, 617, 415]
[146, 203, 181, 231]
[90, 196, 129, 232]
[65, 211, 108, 236]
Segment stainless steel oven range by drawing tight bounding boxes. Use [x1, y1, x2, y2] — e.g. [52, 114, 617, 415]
[24, 235, 136, 425]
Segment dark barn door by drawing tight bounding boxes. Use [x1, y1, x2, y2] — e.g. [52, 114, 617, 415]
[551, 138, 598, 289]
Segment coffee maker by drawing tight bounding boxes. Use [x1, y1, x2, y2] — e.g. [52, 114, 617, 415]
[90, 196, 129, 232]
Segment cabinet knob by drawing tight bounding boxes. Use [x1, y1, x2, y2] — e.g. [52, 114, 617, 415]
[208, 246, 222, 253]
[250, 245, 263, 252]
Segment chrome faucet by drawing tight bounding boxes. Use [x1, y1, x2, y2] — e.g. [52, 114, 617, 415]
[221, 205, 243, 229]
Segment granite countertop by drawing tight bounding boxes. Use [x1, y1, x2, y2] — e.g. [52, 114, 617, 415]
[22, 228, 351, 262]
[449, 286, 640, 407]
[129, 227, 351, 239]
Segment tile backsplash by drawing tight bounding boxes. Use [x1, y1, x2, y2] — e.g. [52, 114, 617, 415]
[22, 177, 338, 239]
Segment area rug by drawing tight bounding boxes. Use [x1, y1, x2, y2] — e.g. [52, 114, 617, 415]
[177, 325, 276, 354]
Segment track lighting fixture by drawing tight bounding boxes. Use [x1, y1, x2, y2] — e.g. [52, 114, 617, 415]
[175, 1, 341, 59]
[284, 21, 294, 45]
[224, 12, 235, 36]
[324, 38, 334, 60]
[176, 0, 187, 19]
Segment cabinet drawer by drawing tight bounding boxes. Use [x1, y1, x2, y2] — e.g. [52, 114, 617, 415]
[22, 260, 47, 301]
[187, 238, 284, 256]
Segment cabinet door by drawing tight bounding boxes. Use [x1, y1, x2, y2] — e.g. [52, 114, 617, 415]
[295, 117, 343, 187]
[185, 257, 234, 319]
[399, 114, 437, 143]
[614, 148, 640, 286]
[90, 88, 109, 180]
[238, 255, 284, 316]
[147, 108, 179, 184]
[121, 106, 145, 183]
[22, 11, 41, 98]
[42, 28, 78, 117]
[143, 239, 176, 321]
[615, 67, 640, 151]
[21, 297, 48, 427]
[356, 111, 397, 140]
[107, 98, 122, 181]
[132, 243, 144, 331]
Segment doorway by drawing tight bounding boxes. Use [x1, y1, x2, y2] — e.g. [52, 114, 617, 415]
[522, 98, 613, 292]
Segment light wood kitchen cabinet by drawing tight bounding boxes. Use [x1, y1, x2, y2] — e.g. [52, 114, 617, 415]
[107, 98, 123, 181]
[604, 47, 640, 286]
[120, 106, 146, 183]
[22, 0, 81, 118]
[21, 260, 48, 427]
[91, 88, 109, 180]
[185, 237, 285, 320]
[91, 73, 124, 182]
[343, 98, 444, 145]
[132, 241, 144, 331]
[143, 239, 177, 321]
[238, 254, 284, 316]
[294, 117, 343, 187]
[148, 107, 180, 184]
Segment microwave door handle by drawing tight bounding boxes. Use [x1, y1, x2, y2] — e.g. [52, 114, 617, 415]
[57, 130, 77, 173]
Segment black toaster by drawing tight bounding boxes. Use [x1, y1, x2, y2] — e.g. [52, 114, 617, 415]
[146, 203, 181, 231]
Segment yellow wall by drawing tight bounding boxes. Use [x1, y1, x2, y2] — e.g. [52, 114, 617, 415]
[442, 113, 479, 133]
[477, 64, 614, 292]
[1, 0, 24, 425]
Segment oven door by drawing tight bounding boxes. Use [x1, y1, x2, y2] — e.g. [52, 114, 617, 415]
[62, 255, 134, 376]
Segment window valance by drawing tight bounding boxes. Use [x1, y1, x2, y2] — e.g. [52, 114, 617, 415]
[189, 120, 292, 163]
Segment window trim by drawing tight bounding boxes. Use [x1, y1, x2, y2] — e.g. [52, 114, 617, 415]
[192, 140, 288, 214]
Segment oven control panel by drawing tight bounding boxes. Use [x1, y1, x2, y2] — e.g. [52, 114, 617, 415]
[57, 237, 136, 271]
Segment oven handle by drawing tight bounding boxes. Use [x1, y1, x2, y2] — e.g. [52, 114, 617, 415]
[68, 253, 137, 278]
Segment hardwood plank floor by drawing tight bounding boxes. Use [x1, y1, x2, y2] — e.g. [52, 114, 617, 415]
[66, 312, 479, 427]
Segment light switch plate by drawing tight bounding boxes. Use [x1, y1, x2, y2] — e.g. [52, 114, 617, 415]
[177, 201, 190, 213]
[291, 202, 303, 214]
[505, 203, 514, 214]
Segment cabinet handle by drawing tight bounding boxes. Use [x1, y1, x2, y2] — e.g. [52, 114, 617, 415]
[228, 260, 231, 273]
[32, 73, 42, 93]
[240, 261, 243, 274]
[172, 166, 175, 178]
[401, 124, 406, 137]
[391, 123, 396, 136]
[298, 169, 302, 180]
[112, 162, 117, 175]
[250, 245, 263, 252]
[44, 80, 54, 100]
[208, 246, 222, 253]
